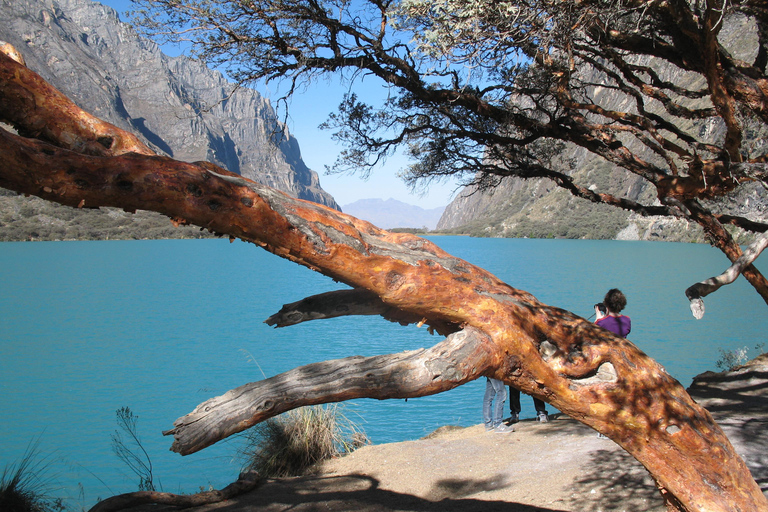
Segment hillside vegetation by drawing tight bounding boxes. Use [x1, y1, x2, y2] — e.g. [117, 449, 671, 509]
[0, 188, 213, 242]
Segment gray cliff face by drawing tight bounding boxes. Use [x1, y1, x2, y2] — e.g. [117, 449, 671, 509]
[437, 17, 766, 241]
[0, 0, 338, 209]
[438, 132, 767, 241]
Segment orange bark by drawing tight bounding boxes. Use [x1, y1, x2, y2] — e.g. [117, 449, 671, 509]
[1, 48, 766, 512]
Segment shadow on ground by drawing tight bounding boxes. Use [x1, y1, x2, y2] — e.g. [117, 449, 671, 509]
[140, 473, 570, 512]
[123, 356, 768, 512]
[562, 448, 662, 512]
[688, 358, 768, 493]
[518, 414, 664, 511]
[561, 355, 768, 511]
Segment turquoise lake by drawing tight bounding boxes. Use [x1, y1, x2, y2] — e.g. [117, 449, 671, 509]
[1, 236, 765, 509]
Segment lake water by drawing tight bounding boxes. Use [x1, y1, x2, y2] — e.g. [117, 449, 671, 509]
[1, 237, 765, 509]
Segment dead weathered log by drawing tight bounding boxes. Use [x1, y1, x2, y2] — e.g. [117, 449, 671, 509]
[164, 327, 495, 454]
[686, 231, 768, 318]
[1, 48, 767, 512]
[87, 470, 262, 512]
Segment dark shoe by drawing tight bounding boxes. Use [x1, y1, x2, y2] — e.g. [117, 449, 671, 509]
[537, 411, 549, 423]
[504, 413, 519, 424]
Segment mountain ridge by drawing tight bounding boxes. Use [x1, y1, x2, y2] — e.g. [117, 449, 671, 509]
[0, 0, 338, 209]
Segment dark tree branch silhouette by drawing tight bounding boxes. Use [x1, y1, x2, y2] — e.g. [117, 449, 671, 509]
[0, 46, 766, 511]
[123, 0, 768, 315]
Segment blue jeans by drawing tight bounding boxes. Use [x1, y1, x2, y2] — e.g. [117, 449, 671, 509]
[483, 377, 507, 429]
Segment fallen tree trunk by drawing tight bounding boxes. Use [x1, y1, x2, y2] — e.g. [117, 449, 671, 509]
[1, 49, 766, 512]
[88, 470, 262, 512]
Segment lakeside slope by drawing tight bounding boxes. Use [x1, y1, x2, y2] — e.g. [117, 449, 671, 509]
[131, 355, 768, 512]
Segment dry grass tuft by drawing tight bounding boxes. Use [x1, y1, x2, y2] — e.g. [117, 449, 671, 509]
[0, 439, 63, 512]
[240, 405, 368, 478]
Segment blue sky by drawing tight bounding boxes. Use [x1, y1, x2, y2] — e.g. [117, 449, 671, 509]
[96, 0, 459, 209]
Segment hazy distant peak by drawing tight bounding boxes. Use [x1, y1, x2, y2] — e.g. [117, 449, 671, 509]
[342, 198, 445, 230]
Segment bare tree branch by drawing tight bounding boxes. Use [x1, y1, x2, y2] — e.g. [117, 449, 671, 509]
[265, 289, 391, 327]
[2, 39, 767, 512]
[88, 470, 262, 512]
[264, 288, 439, 330]
[164, 327, 496, 455]
[686, 231, 768, 318]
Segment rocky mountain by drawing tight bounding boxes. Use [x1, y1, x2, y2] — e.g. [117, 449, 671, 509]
[342, 198, 445, 230]
[0, 0, 338, 209]
[436, 157, 677, 241]
[437, 148, 767, 243]
[437, 19, 767, 243]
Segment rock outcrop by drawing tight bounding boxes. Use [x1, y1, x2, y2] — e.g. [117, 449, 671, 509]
[437, 18, 766, 241]
[0, 0, 338, 209]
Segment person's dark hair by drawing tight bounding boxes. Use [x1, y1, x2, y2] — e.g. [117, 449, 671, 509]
[603, 289, 627, 313]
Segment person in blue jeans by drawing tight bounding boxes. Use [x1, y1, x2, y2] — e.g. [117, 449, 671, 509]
[594, 288, 631, 440]
[508, 387, 549, 423]
[483, 377, 514, 433]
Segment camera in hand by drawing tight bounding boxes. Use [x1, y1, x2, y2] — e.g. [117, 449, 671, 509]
[595, 303, 607, 315]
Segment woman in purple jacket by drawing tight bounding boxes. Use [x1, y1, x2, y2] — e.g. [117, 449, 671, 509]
[594, 288, 631, 337]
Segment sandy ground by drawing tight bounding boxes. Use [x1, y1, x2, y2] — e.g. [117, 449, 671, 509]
[128, 356, 768, 512]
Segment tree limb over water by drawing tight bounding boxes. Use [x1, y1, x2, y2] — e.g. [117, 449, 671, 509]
[123, 0, 768, 310]
[687, 231, 768, 318]
[0, 45, 766, 512]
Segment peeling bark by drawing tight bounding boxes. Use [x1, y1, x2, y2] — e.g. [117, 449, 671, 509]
[1, 48, 767, 512]
[0, 50, 153, 157]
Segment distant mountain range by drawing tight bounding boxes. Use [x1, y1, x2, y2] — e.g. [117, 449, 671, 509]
[342, 199, 445, 230]
[12, 0, 763, 244]
[0, 0, 454, 241]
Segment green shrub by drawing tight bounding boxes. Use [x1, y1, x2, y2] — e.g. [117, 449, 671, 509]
[716, 343, 768, 371]
[390, 227, 429, 234]
[716, 346, 750, 371]
[0, 189, 217, 241]
[240, 405, 368, 478]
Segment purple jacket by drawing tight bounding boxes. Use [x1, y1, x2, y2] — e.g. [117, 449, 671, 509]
[596, 315, 631, 337]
